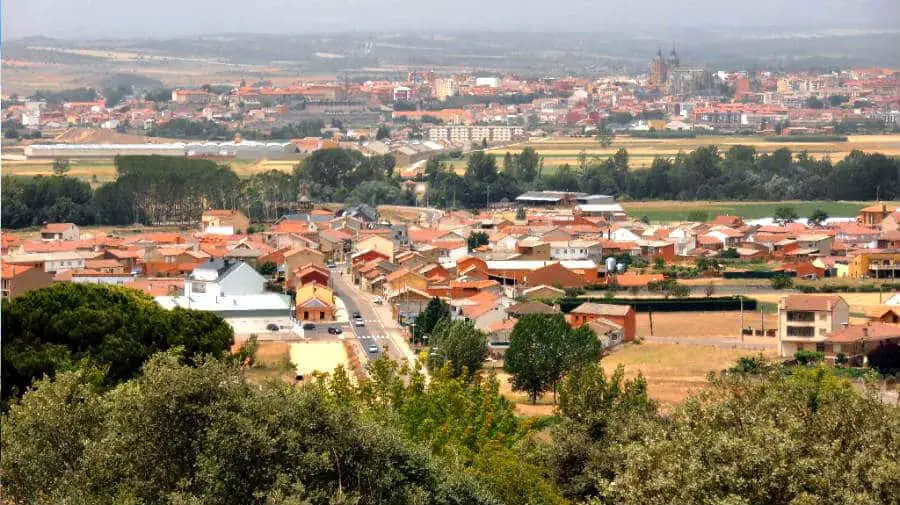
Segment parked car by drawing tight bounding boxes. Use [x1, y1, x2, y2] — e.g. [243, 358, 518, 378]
[354, 318, 366, 327]
[372, 296, 383, 305]
[266, 323, 279, 331]
[367, 344, 379, 354]
[302, 322, 316, 330]
[352, 311, 361, 319]
[327, 326, 343, 335]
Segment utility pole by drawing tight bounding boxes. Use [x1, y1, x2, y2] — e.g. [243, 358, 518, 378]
[739, 295, 744, 342]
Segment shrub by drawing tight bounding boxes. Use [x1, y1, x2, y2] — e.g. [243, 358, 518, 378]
[795, 349, 825, 365]
[771, 274, 795, 290]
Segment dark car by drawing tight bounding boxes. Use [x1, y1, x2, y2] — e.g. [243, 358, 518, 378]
[327, 326, 343, 335]
[302, 322, 316, 330]
[266, 323, 279, 331]
[352, 311, 361, 319]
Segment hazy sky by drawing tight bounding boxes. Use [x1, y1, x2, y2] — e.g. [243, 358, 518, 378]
[3, 0, 899, 40]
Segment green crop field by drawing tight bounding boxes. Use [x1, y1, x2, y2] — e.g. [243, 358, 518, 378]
[622, 200, 883, 222]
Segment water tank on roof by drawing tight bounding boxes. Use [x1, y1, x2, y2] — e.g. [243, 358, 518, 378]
[604, 257, 617, 272]
[616, 263, 625, 273]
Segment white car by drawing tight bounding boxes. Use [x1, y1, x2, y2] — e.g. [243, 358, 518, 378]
[372, 296, 383, 305]
[354, 318, 366, 327]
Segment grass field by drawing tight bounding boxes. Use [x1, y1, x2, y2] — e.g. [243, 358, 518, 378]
[601, 342, 776, 408]
[485, 133, 900, 170]
[621, 200, 879, 221]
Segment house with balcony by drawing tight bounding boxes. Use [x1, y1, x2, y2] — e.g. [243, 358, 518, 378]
[848, 251, 900, 279]
[778, 294, 849, 357]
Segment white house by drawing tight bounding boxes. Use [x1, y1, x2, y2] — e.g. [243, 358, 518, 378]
[610, 227, 641, 243]
[156, 260, 291, 318]
[549, 239, 603, 261]
[667, 228, 698, 256]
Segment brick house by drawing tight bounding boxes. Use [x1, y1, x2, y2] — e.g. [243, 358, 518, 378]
[1, 264, 53, 300]
[568, 302, 636, 342]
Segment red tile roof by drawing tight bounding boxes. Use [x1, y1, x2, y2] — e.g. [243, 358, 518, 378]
[781, 294, 845, 311]
[825, 322, 900, 343]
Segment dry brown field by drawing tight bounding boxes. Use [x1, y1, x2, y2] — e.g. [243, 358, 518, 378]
[636, 310, 779, 340]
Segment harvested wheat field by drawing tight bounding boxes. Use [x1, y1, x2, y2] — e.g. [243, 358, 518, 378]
[637, 310, 778, 341]
[289, 341, 350, 378]
[486, 133, 900, 171]
[601, 342, 776, 408]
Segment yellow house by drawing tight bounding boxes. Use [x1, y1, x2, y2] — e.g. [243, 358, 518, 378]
[849, 251, 900, 279]
[357, 235, 395, 262]
[385, 268, 428, 297]
[295, 283, 335, 321]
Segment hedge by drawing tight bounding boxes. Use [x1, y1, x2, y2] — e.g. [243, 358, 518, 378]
[628, 131, 696, 139]
[763, 135, 848, 142]
[796, 282, 900, 293]
[724, 270, 796, 279]
[558, 296, 757, 313]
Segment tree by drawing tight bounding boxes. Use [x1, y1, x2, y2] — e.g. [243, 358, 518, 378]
[1, 283, 234, 404]
[375, 124, 391, 140]
[428, 319, 489, 378]
[1, 354, 499, 505]
[808, 208, 829, 227]
[828, 95, 849, 107]
[773, 205, 799, 225]
[795, 349, 825, 365]
[412, 297, 451, 344]
[647, 278, 689, 299]
[465, 151, 498, 183]
[771, 274, 795, 290]
[867, 341, 900, 375]
[468, 231, 489, 251]
[703, 282, 716, 297]
[805, 96, 825, 109]
[596, 126, 614, 148]
[516, 147, 541, 182]
[51, 158, 71, 175]
[585, 366, 900, 505]
[718, 248, 740, 259]
[504, 314, 599, 403]
[256, 261, 277, 276]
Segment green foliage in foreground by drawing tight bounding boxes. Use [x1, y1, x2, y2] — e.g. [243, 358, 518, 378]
[1, 283, 234, 405]
[2, 353, 898, 505]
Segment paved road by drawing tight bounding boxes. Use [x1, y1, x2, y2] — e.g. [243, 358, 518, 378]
[330, 265, 405, 362]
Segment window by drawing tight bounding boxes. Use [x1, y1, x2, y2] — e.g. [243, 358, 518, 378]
[832, 344, 841, 353]
[786, 326, 814, 337]
[320, 311, 325, 320]
[819, 313, 827, 321]
[819, 328, 827, 336]
[815, 343, 825, 353]
[192, 282, 207, 294]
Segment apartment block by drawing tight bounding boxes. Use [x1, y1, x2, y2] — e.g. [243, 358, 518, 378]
[778, 295, 849, 357]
